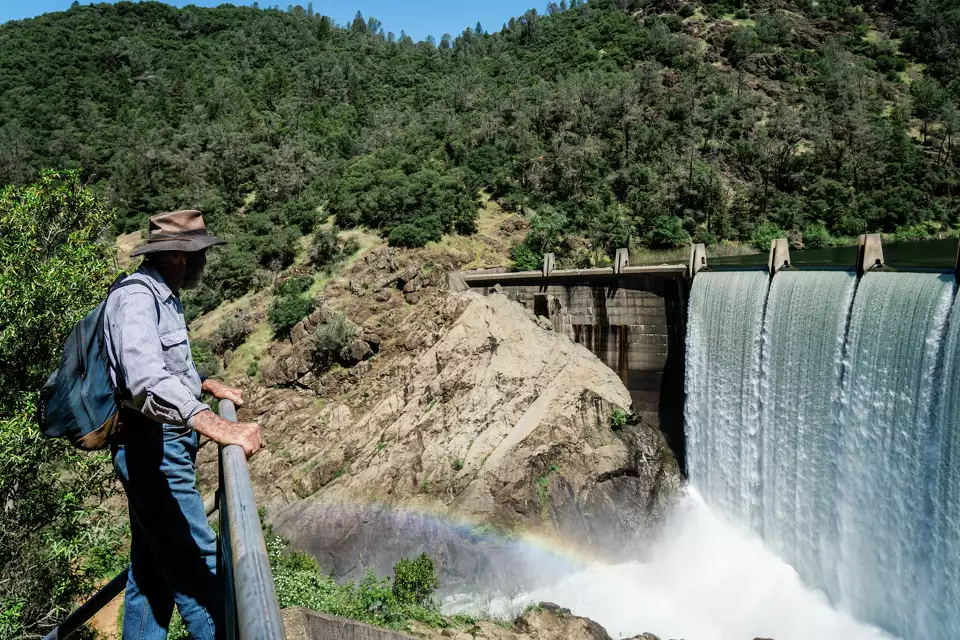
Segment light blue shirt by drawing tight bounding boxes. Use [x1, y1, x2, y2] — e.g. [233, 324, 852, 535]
[103, 264, 209, 427]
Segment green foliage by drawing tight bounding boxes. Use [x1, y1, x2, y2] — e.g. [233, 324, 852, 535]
[388, 216, 444, 248]
[751, 221, 788, 252]
[309, 227, 359, 272]
[511, 241, 542, 271]
[263, 522, 444, 630]
[0, 170, 118, 639]
[312, 313, 358, 368]
[0, 0, 956, 288]
[268, 295, 316, 339]
[452, 458, 465, 471]
[277, 276, 314, 297]
[802, 221, 832, 249]
[392, 554, 440, 607]
[191, 341, 222, 379]
[647, 215, 690, 248]
[610, 408, 628, 431]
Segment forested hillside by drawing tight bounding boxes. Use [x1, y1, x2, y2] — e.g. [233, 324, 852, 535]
[1, 0, 958, 296]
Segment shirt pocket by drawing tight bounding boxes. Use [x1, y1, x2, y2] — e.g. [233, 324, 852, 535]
[159, 327, 191, 376]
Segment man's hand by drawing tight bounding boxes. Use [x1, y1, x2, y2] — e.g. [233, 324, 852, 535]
[192, 409, 265, 457]
[201, 378, 244, 406]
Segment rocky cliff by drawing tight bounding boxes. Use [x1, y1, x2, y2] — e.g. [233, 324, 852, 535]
[199, 283, 681, 584]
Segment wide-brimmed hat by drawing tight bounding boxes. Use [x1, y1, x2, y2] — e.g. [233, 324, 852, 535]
[131, 210, 226, 257]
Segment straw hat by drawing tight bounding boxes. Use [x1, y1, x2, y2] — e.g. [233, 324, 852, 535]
[131, 210, 225, 257]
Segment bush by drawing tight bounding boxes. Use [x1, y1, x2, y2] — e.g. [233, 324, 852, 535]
[610, 408, 628, 431]
[802, 221, 832, 249]
[191, 342, 221, 379]
[388, 216, 443, 248]
[692, 228, 719, 246]
[262, 520, 445, 630]
[0, 170, 117, 638]
[255, 226, 301, 270]
[313, 313, 357, 367]
[269, 295, 316, 339]
[511, 241, 542, 271]
[647, 215, 690, 248]
[309, 227, 360, 272]
[210, 314, 253, 355]
[277, 276, 314, 297]
[392, 553, 440, 607]
[206, 245, 258, 301]
[750, 221, 788, 251]
[678, 4, 695, 18]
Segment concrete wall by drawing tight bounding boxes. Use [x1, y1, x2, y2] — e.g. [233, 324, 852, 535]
[469, 272, 689, 465]
[282, 607, 416, 640]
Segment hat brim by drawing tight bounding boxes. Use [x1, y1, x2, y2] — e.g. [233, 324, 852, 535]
[131, 235, 226, 257]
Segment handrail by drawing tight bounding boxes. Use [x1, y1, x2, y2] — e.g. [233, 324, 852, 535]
[42, 402, 284, 640]
[217, 399, 286, 640]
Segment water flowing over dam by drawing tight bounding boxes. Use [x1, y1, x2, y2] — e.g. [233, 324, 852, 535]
[686, 269, 960, 640]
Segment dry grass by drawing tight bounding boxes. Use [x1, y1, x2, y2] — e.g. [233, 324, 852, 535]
[630, 241, 758, 266]
[114, 231, 142, 269]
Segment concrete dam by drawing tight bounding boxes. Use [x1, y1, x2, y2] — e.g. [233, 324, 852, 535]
[453, 237, 960, 640]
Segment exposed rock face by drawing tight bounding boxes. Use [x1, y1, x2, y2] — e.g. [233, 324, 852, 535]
[206, 291, 682, 586]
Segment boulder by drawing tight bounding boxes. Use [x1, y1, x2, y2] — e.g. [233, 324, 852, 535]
[251, 293, 681, 581]
[340, 339, 373, 366]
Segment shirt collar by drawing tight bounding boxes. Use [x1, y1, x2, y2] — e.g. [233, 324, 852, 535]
[136, 264, 175, 301]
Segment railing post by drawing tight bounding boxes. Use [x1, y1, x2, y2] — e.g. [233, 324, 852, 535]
[217, 400, 286, 640]
[857, 234, 884, 276]
[689, 243, 707, 277]
[614, 248, 629, 274]
[768, 238, 791, 275]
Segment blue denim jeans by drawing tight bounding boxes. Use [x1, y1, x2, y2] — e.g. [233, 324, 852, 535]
[112, 422, 224, 640]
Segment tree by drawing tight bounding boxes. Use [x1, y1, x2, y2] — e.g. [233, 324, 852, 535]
[911, 77, 947, 144]
[0, 170, 118, 638]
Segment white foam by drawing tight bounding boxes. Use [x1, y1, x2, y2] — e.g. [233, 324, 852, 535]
[445, 491, 894, 640]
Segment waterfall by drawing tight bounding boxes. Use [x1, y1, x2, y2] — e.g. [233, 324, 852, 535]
[685, 271, 769, 527]
[685, 268, 959, 640]
[756, 270, 856, 591]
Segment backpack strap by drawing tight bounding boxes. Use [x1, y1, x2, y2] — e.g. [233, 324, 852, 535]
[98, 274, 163, 401]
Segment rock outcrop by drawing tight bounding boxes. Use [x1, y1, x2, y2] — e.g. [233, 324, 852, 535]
[204, 291, 682, 585]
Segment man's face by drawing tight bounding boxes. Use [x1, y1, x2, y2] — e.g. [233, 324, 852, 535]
[183, 250, 207, 290]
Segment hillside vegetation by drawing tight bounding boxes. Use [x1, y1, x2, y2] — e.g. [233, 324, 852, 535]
[1, 0, 958, 290]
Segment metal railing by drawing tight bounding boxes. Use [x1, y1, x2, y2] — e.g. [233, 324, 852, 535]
[43, 400, 285, 640]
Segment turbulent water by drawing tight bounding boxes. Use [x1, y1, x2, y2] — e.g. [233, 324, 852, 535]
[685, 271, 769, 528]
[444, 491, 892, 640]
[685, 269, 960, 640]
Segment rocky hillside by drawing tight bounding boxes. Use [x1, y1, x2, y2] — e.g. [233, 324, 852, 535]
[198, 273, 681, 581]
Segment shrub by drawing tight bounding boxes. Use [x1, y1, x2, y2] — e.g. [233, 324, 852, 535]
[313, 313, 357, 367]
[277, 275, 314, 297]
[309, 227, 360, 272]
[734, 8, 750, 19]
[802, 221, 832, 249]
[388, 216, 443, 248]
[191, 341, 222, 379]
[678, 4, 695, 18]
[182, 284, 223, 324]
[692, 228, 719, 246]
[511, 241, 542, 271]
[269, 295, 316, 339]
[750, 221, 788, 251]
[210, 314, 253, 355]
[206, 245, 258, 301]
[610, 408, 628, 431]
[392, 553, 440, 607]
[647, 215, 690, 248]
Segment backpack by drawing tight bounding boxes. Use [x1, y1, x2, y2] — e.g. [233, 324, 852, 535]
[38, 275, 151, 450]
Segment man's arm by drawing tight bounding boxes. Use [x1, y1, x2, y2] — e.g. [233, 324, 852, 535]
[110, 292, 264, 456]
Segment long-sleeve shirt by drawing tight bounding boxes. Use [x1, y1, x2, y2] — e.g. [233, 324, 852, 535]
[103, 264, 209, 427]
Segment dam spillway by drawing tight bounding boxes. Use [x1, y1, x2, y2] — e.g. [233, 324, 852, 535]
[685, 269, 959, 640]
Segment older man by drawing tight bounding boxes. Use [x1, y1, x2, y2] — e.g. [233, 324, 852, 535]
[105, 210, 263, 640]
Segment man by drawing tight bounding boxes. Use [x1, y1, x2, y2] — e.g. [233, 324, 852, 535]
[104, 210, 264, 640]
